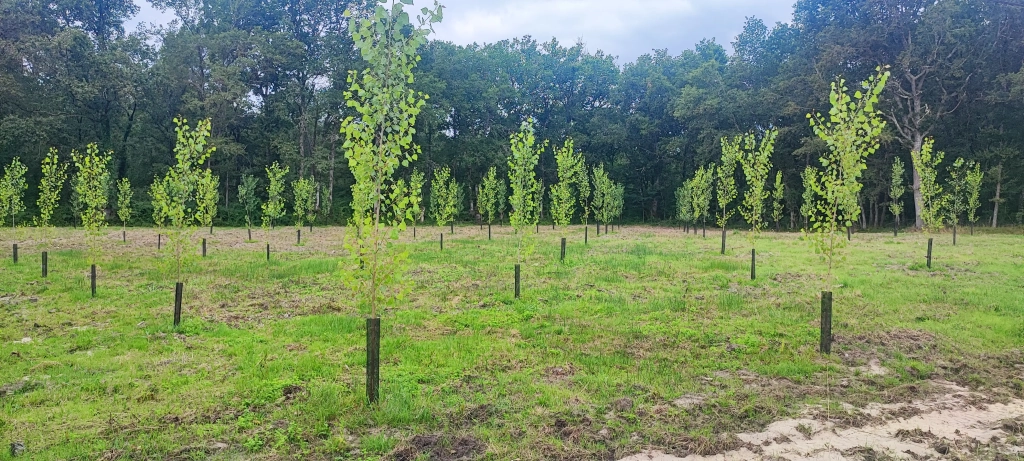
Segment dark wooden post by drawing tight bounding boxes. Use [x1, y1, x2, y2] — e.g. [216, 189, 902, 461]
[560, 238, 566, 262]
[173, 282, 183, 327]
[514, 264, 521, 299]
[366, 318, 380, 404]
[927, 238, 933, 269]
[90, 264, 97, 297]
[820, 291, 832, 354]
[41, 252, 47, 278]
[721, 228, 727, 255]
[202, 238, 207, 257]
[12, 244, 17, 264]
[750, 249, 756, 280]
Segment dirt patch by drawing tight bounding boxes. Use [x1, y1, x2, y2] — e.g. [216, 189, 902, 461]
[619, 387, 1024, 461]
[391, 434, 485, 461]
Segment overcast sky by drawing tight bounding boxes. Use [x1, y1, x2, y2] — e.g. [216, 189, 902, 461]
[129, 0, 796, 65]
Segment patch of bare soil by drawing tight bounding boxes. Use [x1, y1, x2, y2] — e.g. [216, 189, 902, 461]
[619, 384, 1024, 461]
[391, 434, 485, 461]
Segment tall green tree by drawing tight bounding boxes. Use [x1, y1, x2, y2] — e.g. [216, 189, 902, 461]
[479, 166, 501, 226]
[262, 162, 289, 233]
[71, 144, 113, 264]
[338, 0, 440, 324]
[237, 175, 260, 232]
[771, 171, 785, 231]
[738, 130, 777, 236]
[0, 158, 28, 229]
[36, 149, 68, 229]
[910, 138, 945, 233]
[292, 177, 316, 228]
[690, 165, 714, 235]
[116, 178, 133, 231]
[508, 119, 546, 263]
[805, 68, 889, 278]
[429, 167, 459, 231]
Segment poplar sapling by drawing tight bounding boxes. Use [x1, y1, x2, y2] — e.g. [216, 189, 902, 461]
[71, 144, 112, 265]
[889, 158, 906, 233]
[771, 171, 785, 232]
[237, 174, 260, 237]
[690, 164, 714, 236]
[0, 158, 28, 229]
[804, 67, 889, 280]
[965, 162, 983, 235]
[262, 162, 289, 236]
[910, 138, 944, 233]
[116, 177, 133, 233]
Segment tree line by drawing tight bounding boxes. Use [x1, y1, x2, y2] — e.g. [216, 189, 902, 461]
[1, 0, 1023, 228]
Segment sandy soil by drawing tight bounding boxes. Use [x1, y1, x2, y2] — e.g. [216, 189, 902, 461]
[619, 381, 1024, 461]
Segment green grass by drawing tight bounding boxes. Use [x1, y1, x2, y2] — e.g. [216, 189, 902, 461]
[0, 225, 1022, 460]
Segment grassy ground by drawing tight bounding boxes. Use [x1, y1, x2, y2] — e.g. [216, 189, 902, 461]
[0, 224, 1022, 460]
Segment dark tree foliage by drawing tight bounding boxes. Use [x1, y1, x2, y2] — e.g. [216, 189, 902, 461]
[1, 0, 1022, 226]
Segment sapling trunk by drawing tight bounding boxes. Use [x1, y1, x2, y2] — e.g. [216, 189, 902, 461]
[248, 228, 252, 241]
[450, 222, 453, 234]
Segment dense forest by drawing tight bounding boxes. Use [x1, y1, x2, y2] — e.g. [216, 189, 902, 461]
[2, 0, 1024, 227]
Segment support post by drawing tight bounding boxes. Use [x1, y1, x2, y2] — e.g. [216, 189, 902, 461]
[173, 282, 183, 327]
[514, 264, 521, 299]
[91, 264, 97, 297]
[560, 238, 566, 262]
[820, 291, 832, 354]
[41, 252, 47, 278]
[366, 318, 380, 404]
[927, 238, 933, 269]
[751, 249, 756, 280]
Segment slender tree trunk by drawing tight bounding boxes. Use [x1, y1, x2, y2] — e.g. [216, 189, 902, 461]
[992, 164, 1002, 228]
[910, 133, 925, 229]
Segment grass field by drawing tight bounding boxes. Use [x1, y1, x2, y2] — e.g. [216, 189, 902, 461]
[1, 225, 1022, 460]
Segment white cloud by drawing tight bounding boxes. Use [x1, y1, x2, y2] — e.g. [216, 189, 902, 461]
[419, 0, 794, 63]
[128, 0, 795, 63]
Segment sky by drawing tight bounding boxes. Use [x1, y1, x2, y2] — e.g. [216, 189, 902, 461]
[128, 0, 797, 65]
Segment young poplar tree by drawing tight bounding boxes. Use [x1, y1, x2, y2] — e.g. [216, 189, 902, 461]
[716, 137, 741, 252]
[149, 177, 170, 229]
[508, 118, 546, 263]
[479, 166, 500, 226]
[338, 0, 438, 329]
[910, 138, 944, 233]
[36, 149, 67, 230]
[575, 152, 591, 227]
[549, 139, 583, 233]
[0, 158, 28, 229]
[116, 177, 133, 232]
[800, 166, 815, 230]
[71, 144, 112, 264]
[675, 182, 693, 229]
[496, 176, 508, 225]
[889, 158, 906, 232]
[610, 183, 625, 224]
[155, 118, 216, 282]
[947, 158, 974, 241]
[262, 162, 289, 234]
[195, 170, 219, 233]
[429, 167, 458, 232]
[965, 162, 984, 234]
[292, 177, 316, 228]
[237, 174, 260, 234]
[738, 130, 777, 237]
[804, 67, 889, 279]
[771, 171, 785, 231]
[689, 164, 714, 236]
[408, 169, 425, 235]
[591, 163, 612, 229]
